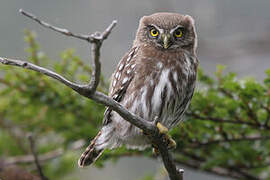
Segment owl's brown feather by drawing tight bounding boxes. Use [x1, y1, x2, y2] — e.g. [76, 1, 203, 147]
[78, 47, 139, 166]
[103, 46, 138, 125]
[79, 12, 198, 166]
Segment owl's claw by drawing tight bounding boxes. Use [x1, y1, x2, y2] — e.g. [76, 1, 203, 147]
[142, 122, 176, 154]
[157, 122, 168, 134]
[152, 135, 176, 156]
[166, 135, 177, 149]
[156, 122, 176, 150]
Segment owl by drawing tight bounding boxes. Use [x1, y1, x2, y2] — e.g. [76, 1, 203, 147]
[78, 12, 198, 166]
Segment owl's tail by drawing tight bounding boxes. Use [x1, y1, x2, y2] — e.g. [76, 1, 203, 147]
[78, 125, 116, 167]
[78, 131, 104, 167]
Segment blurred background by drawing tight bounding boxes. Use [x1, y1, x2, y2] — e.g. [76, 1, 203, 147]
[0, 0, 270, 179]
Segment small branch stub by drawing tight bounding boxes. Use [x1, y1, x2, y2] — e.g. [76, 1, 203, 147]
[179, 169, 184, 180]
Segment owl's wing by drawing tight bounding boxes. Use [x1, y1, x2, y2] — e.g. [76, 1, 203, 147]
[103, 46, 138, 125]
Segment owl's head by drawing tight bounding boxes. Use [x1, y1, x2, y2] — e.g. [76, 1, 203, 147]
[134, 12, 197, 52]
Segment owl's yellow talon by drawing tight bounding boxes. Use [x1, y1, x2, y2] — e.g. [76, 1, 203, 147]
[157, 122, 168, 134]
[156, 123, 177, 149]
[167, 137, 177, 149]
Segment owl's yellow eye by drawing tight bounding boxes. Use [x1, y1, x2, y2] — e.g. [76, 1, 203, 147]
[174, 29, 183, 38]
[150, 28, 159, 37]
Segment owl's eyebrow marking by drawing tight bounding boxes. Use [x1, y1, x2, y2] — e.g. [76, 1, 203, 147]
[170, 25, 184, 34]
[148, 24, 164, 33]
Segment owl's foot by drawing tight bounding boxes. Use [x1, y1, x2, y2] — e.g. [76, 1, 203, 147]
[142, 122, 176, 155]
[156, 122, 177, 150]
[165, 135, 177, 150]
[152, 136, 176, 156]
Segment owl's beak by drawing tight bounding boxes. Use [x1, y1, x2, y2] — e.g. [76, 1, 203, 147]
[161, 33, 171, 49]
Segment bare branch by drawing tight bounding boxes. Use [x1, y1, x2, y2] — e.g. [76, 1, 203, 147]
[88, 41, 101, 92]
[0, 57, 84, 92]
[100, 20, 118, 40]
[0, 77, 25, 92]
[190, 135, 270, 147]
[20, 9, 116, 94]
[0, 116, 28, 153]
[0, 57, 154, 132]
[19, 9, 90, 42]
[5, 139, 85, 165]
[19, 9, 117, 43]
[175, 150, 260, 180]
[0, 10, 182, 180]
[27, 134, 48, 180]
[174, 159, 251, 180]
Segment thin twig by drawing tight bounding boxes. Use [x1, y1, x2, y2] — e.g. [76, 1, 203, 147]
[0, 117, 28, 153]
[219, 88, 262, 126]
[19, 9, 117, 43]
[175, 150, 260, 180]
[187, 112, 270, 130]
[0, 77, 25, 92]
[5, 139, 85, 165]
[174, 159, 258, 180]
[0, 114, 28, 153]
[263, 104, 270, 126]
[190, 135, 270, 147]
[19, 9, 91, 42]
[0, 9, 183, 180]
[243, 100, 260, 125]
[0, 57, 84, 91]
[27, 134, 48, 180]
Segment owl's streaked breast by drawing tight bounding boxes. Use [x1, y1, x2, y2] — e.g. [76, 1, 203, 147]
[122, 49, 197, 130]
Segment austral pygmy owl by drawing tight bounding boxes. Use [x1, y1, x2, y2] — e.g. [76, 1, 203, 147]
[78, 12, 198, 166]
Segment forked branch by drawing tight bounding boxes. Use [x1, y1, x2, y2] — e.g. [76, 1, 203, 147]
[27, 134, 48, 180]
[0, 10, 183, 180]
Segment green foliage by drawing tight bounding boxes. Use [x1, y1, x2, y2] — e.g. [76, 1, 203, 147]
[0, 31, 270, 179]
[0, 31, 106, 179]
[174, 66, 270, 179]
